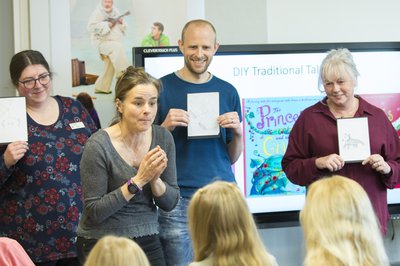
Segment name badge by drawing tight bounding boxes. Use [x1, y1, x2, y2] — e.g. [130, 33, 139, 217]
[70, 121, 85, 129]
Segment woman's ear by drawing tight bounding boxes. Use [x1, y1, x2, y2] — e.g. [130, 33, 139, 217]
[115, 99, 123, 114]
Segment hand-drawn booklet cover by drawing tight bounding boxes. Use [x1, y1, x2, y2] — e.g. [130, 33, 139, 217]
[243, 96, 321, 197]
[337, 117, 370, 163]
[0, 97, 28, 144]
[187, 92, 220, 139]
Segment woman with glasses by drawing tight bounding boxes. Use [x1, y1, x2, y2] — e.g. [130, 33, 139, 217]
[0, 50, 97, 266]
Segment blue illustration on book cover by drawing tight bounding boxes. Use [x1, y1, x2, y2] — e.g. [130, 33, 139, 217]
[243, 96, 322, 197]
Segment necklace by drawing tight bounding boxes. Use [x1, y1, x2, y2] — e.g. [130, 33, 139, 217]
[121, 137, 139, 164]
[329, 98, 359, 119]
[119, 123, 140, 166]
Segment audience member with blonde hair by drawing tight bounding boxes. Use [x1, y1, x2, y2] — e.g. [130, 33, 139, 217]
[300, 175, 389, 266]
[188, 181, 277, 266]
[84, 235, 150, 266]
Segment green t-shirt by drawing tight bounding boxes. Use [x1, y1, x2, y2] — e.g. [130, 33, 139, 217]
[141, 34, 170, 47]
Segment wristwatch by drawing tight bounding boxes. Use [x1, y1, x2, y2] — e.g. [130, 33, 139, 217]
[126, 179, 142, 194]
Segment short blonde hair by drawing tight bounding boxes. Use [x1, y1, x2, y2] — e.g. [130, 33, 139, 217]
[84, 235, 150, 266]
[188, 181, 276, 266]
[318, 48, 360, 91]
[300, 175, 389, 266]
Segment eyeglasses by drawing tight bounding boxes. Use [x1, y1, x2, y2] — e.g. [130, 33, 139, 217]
[18, 73, 51, 89]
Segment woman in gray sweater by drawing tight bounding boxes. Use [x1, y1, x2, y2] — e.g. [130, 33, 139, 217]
[77, 66, 179, 266]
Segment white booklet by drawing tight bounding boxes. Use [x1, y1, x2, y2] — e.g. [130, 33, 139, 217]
[187, 92, 220, 138]
[0, 97, 28, 144]
[337, 117, 370, 163]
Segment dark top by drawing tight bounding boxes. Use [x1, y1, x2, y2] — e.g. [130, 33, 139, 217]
[88, 108, 101, 130]
[156, 73, 242, 197]
[282, 96, 400, 234]
[0, 96, 97, 263]
[77, 125, 179, 239]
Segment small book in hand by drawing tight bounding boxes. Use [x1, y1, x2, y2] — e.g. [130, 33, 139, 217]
[337, 117, 371, 163]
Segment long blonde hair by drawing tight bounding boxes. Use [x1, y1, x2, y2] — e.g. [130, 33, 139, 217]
[84, 235, 150, 266]
[300, 175, 389, 266]
[188, 181, 277, 266]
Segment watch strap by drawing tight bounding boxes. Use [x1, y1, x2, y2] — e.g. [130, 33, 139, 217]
[126, 179, 142, 194]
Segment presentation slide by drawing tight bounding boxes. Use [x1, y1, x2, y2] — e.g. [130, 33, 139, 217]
[143, 49, 400, 214]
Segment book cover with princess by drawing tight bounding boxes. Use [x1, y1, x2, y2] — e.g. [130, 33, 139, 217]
[242, 96, 322, 197]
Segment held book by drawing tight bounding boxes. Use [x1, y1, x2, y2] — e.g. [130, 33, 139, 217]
[337, 117, 371, 163]
[0, 97, 28, 144]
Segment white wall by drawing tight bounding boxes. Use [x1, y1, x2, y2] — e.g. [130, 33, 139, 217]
[30, 0, 72, 97]
[266, 0, 400, 44]
[5, 0, 400, 265]
[206, 0, 269, 44]
[206, 0, 400, 45]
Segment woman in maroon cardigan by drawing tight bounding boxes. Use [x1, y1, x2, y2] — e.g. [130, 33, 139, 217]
[282, 48, 400, 235]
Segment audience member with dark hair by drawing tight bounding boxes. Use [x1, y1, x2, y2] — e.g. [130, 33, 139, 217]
[1, 49, 97, 265]
[76, 92, 101, 129]
[300, 175, 389, 266]
[84, 235, 150, 266]
[77, 66, 179, 266]
[188, 181, 277, 266]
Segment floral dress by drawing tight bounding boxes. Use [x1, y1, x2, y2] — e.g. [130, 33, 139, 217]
[0, 96, 97, 263]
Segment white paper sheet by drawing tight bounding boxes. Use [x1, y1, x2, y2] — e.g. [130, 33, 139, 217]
[337, 117, 371, 163]
[187, 92, 219, 138]
[0, 97, 28, 144]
